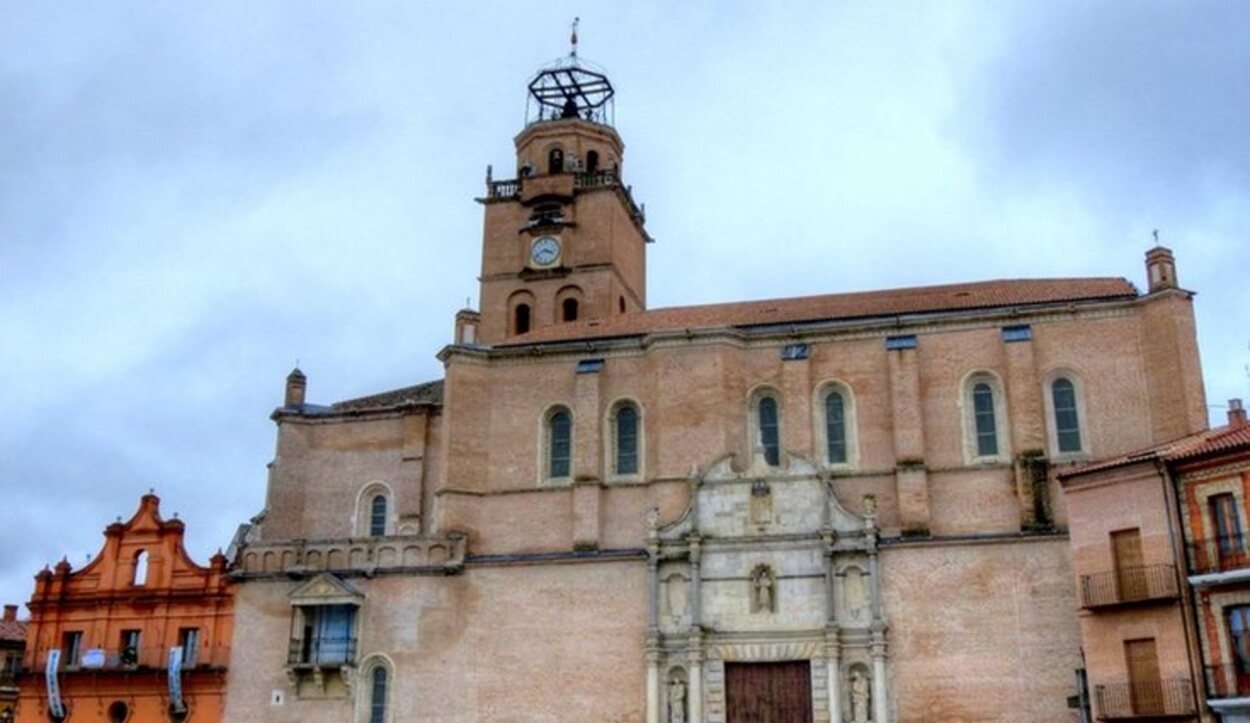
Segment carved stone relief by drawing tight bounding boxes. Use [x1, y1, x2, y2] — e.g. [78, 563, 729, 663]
[663, 573, 690, 626]
[749, 565, 776, 614]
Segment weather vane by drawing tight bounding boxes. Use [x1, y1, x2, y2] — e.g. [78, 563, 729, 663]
[1152, 228, 1159, 245]
[570, 17, 579, 58]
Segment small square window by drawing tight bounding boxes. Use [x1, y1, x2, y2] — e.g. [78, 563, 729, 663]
[780, 343, 809, 361]
[576, 358, 604, 374]
[1002, 325, 1032, 342]
[885, 335, 917, 350]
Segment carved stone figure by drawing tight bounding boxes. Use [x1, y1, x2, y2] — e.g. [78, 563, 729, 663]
[668, 678, 687, 723]
[646, 506, 660, 535]
[850, 669, 871, 722]
[751, 565, 775, 613]
[862, 493, 878, 516]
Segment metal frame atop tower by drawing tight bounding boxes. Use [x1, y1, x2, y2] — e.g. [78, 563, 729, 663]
[524, 19, 615, 127]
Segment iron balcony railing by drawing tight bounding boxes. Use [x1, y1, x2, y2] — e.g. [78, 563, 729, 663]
[1094, 679, 1196, 719]
[484, 169, 646, 224]
[1187, 533, 1250, 576]
[29, 646, 229, 672]
[1079, 564, 1179, 609]
[1204, 663, 1250, 699]
[287, 636, 357, 667]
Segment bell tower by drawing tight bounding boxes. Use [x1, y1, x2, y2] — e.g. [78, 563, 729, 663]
[475, 42, 651, 344]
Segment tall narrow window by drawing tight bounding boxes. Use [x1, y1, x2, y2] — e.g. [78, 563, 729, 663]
[549, 409, 572, 479]
[1212, 493, 1244, 563]
[62, 631, 83, 668]
[1052, 378, 1082, 452]
[514, 304, 531, 335]
[825, 392, 847, 464]
[562, 298, 579, 322]
[178, 628, 200, 667]
[369, 494, 387, 537]
[615, 404, 639, 475]
[973, 383, 999, 457]
[758, 396, 780, 466]
[586, 150, 600, 174]
[132, 550, 148, 586]
[1230, 607, 1250, 675]
[370, 666, 389, 723]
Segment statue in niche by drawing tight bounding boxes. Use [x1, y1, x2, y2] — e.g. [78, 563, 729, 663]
[850, 669, 871, 723]
[750, 565, 775, 613]
[844, 567, 868, 624]
[668, 677, 687, 723]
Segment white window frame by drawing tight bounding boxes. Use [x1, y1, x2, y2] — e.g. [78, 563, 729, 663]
[1042, 369, 1091, 460]
[352, 482, 395, 538]
[605, 397, 644, 483]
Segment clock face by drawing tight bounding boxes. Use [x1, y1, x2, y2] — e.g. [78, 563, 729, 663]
[531, 236, 561, 267]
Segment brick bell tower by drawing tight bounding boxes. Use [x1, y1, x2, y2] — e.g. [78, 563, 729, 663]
[474, 33, 651, 345]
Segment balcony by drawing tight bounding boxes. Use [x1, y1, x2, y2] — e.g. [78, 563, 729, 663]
[234, 533, 466, 579]
[1094, 679, 1196, 719]
[482, 169, 646, 225]
[1204, 664, 1250, 700]
[287, 636, 357, 668]
[1079, 565, 1179, 610]
[29, 646, 229, 672]
[1188, 534, 1250, 577]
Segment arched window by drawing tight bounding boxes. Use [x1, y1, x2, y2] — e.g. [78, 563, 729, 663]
[586, 150, 600, 174]
[514, 304, 531, 335]
[757, 396, 781, 466]
[547, 148, 564, 175]
[1052, 377, 1082, 453]
[614, 404, 639, 476]
[108, 701, 129, 723]
[825, 391, 847, 464]
[369, 494, 387, 537]
[370, 666, 389, 723]
[133, 550, 148, 587]
[562, 298, 580, 322]
[972, 383, 998, 457]
[618, 296, 626, 314]
[547, 408, 572, 479]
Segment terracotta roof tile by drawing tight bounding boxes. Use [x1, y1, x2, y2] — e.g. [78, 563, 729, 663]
[331, 379, 444, 411]
[1060, 423, 1250, 478]
[0, 618, 26, 643]
[500, 277, 1138, 346]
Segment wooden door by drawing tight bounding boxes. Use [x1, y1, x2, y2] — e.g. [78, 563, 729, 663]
[725, 661, 813, 723]
[1112, 529, 1146, 600]
[1125, 638, 1162, 715]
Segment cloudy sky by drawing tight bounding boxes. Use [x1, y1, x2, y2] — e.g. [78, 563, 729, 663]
[2, 2, 1248, 609]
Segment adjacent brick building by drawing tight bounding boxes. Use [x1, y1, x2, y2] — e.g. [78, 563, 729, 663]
[16, 495, 232, 723]
[223, 53, 1212, 722]
[1, 604, 25, 721]
[1062, 401, 1250, 723]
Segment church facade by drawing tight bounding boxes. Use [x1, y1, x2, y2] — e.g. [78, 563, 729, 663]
[224, 56, 1209, 723]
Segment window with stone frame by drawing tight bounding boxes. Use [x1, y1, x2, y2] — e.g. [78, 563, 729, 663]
[612, 401, 640, 477]
[824, 390, 848, 465]
[545, 407, 573, 481]
[1051, 377, 1083, 453]
[755, 393, 782, 467]
[370, 665, 389, 723]
[369, 494, 387, 537]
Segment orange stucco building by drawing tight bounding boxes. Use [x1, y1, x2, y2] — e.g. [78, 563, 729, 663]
[16, 494, 232, 723]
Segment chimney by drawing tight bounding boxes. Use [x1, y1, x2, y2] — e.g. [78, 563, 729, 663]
[284, 368, 307, 408]
[1145, 246, 1178, 293]
[1230, 398, 1248, 428]
[3, 604, 15, 621]
[455, 309, 481, 346]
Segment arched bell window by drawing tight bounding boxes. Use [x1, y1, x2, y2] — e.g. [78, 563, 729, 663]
[547, 148, 564, 175]
[132, 550, 149, 587]
[562, 298, 580, 322]
[586, 150, 600, 174]
[514, 304, 531, 335]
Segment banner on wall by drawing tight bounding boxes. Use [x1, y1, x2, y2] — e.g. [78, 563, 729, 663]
[45, 649, 65, 719]
[168, 646, 186, 713]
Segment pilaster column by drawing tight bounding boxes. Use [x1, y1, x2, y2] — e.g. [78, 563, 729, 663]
[871, 628, 888, 723]
[825, 634, 843, 723]
[648, 543, 660, 629]
[688, 644, 705, 723]
[645, 643, 662, 723]
[689, 536, 702, 628]
[823, 530, 838, 626]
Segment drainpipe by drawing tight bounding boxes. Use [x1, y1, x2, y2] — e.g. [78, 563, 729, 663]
[1157, 458, 1206, 720]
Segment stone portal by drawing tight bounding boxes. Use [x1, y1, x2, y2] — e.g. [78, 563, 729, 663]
[725, 661, 814, 723]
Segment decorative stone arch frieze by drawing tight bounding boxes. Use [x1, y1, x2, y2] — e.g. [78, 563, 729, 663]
[957, 369, 1011, 465]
